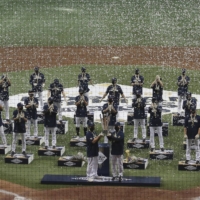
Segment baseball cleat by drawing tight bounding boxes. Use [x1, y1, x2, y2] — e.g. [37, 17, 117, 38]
[119, 176, 122, 182]
[151, 148, 155, 152]
[88, 178, 94, 182]
[52, 146, 56, 149]
[22, 151, 27, 157]
[142, 138, 146, 143]
[196, 160, 200, 164]
[112, 177, 116, 181]
[11, 151, 15, 157]
[44, 146, 48, 149]
[185, 160, 189, 164]
[74, 136, 80, 140]
[161, 148, 165, 152]
[132, 138, 136, 142]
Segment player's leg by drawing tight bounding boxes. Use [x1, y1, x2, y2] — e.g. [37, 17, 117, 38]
[38, 92, 43, 109]
[33, 119, 38, 137]
[0, 125, 7, 146]
[86, 157, 93, 179]
[177, 95, 182, 114]
[4, 100, 9, 119]
[21, 132, 26, 153]
[118, 155, 124, 177]
[51, 127, 56, 147]
[186, 139, 192, 161]
[150, 127, 155, 150]
[75, 117, 81, 139]
[58, 102, 62, 121]
[44, 127, 50, 147]
[11, 132, 18, 152]
[93, 156, 99, 177]
[82, 117, 88, 138]
[26, 119, 31, 137]
[111, 155, 117, 178]
[194, 139, 200, 162]
[133, 119, 139, 140]
[140, 119, 146, 140]
[157, 126, 164, 149]
[84, 92, 89, 111]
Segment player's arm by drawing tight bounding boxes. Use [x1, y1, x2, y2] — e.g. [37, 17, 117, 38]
[83, 96, 88, 106]
[29, 75, 33, 85]
[47, 89, 51, 99]
[0, 104, 3, 111]
[92, 134, 103, 144]
[22, 112, 28, 122]
[100, 92, 108, 102]
[139, 77, 144, 86]
[184, 118, 188, 138]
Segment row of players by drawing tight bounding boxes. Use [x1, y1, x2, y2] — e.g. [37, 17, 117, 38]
[0, 66, 191, 120]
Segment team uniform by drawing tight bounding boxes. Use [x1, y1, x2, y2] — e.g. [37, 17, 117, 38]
[29, 71, 45, 109]
[183, 98, 197, 118]
[132, 96, 146, 141]
[177, 73, 190, 114]
[78, 72, 91, 98]
[108, 124, 124, 180]
[0, 77, 11, 119]
[86, 130, 99, 179]
[148, 102, 164, 150]
[12, 108, 27, 154]
[151, 82, 163, 105]
[75, 94, 88, 137]
[43, 103, 58, 148]
[24, 96, 38, 137]
[131, 74, 144, 99]
[184, 114, 200, 162]
[49, 81, 64, 120]
[0, 101, 7, 146]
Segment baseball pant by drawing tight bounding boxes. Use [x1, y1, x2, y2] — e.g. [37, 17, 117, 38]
[0, 125, 7, 145]
[178, 95, 186, 114]
[134, 119, 146, 139]
[84, 92, 89, 111]
[186, 139, 200, 161]
[12, 132, 26, 152]
[111, 154, 123, 177]
[2, 100, 9, 119]
[44, 127, 56, 147]
[87, 156, 98, 178]
[54, 102, 62, 120]
[150, 126, 164, 148]
[26, 119, 38, 137]
[76, 117, 87, 128]
[34, 91, 43, 109]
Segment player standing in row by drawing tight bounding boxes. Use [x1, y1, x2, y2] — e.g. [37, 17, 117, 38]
[107, 122, 124, 182]
[132, 90, 146, 142]
[24, 90, 39, 138]
[47, 79, 67, 121]
[0, 74, 11, 120]
[43, 97, 58, 149]
[100, 78, 127, 105]
[29, 66, 45, 110]
[102, 95, 118, 143]
[86, 121, 104, 182]
[184, 106, 200, 164]
[75, 88, 88, 140]
[150, 75, 163, 106]
[131, 69, 144, 99]
[182, 92, 197, 118]
[148, 97, 164, 152]
[177, 69, 190, 115]
[11, 103, 27, 157]
[0, 101, 7, 147]
[78, 67, 93, 110]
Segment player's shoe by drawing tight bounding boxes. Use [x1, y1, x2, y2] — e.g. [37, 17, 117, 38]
[74, 136, 80, 140]
[119, 176, 122, 182]
[52, 146, 56, 149]
[11, 151, 15, 157]
[34, 135, 38, 138]
[3, 144, 7, 148]
[142, 138, 146, 143]
[112, 176, 116, 181]
[151, 148, 155, 152]
[161, 148, 165, 152]
[185, 160, 189, 164]
[88, 178, 94, 182]
[22, 151, 27, 157]
[132, 138, 136, 142]
[44, 146, 48, 149]
[196, 160, 200, 164]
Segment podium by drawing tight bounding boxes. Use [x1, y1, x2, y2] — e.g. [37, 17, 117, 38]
[98, 143, 110, 176]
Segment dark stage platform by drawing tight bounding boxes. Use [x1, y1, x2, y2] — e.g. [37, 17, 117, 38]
[41, 175, 160, 187]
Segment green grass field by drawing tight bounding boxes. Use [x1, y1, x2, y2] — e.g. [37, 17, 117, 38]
[0, 0, 200, 46]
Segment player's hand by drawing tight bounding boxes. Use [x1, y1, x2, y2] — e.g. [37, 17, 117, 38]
[184, 134, 188, 139]
[42, 83, 45, 87]
[99, 133, 104, 137]
[99, 98, 103, 102]
[195, 134, 199, 139]
[125, 98, 128, 104]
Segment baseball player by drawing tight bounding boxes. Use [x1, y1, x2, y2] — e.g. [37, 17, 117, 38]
[0, 101, 7, 147]
[132, 90, 146, 142]
[182, 92, 197, 118]
[47, 79, 67, 121]
[107, 122, 124, 182]
[102, 95, 118, 143]
[78, 67, 93, 109]
[177, 69, 190, 115]
[100, 78, 127, 105]
[11, 103, 28, 157]
[74, 88, 88, 140]
[0, 74, 11, 120]
[43, 97, 58, 149]
[150, 75, 163, 106]
[184, 106, 200, 164]
[86, 121, 104, 182]
[24, 90, 39, 138]
[29, 66, 45, 110]
[148, 97, 164, 152]
[131, 69, 144, 99]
